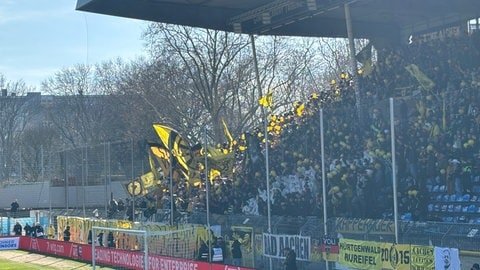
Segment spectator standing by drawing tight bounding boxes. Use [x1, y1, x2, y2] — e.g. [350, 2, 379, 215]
[24, 223, 32, 237]
[97, 232, 104, 246]
[197, 241, 209, 261]
[231, 238, 243, 266]
[10, 199, 19, 217]
[284, 248, 297, 270]
[107, 232, 115, 248]
[63, 226, 71, 242]
[88, 230, 93, 244]
[34, 223, 45, 238]
[13, 222, 22, 236]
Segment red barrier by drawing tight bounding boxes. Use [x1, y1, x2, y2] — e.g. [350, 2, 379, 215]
[19, 237, 254, 270]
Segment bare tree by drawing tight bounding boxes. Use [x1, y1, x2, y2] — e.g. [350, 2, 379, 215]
[41, 64, 125, 147]
[0, 74, 35, 182]
[143, 24, 250, 142]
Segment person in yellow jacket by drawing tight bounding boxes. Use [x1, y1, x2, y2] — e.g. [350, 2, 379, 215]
[47, 224, 56, 240]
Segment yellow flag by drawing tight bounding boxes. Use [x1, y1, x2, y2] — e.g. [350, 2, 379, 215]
[295, 102, 305, 117]
[222, 119, 234, 152]
[258, 91, 273, 108]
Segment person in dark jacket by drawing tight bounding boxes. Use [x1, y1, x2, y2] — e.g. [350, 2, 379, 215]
[197, 241, 209, 261]
[231, 239, 243, 266]
[24, 223, 32, 237]
[63, 226, 71, 242]
[13, 222, 22, 236]
[107, 232, 115, 248]
[33, 223, 45, 238]
[284, 248, 297, 270]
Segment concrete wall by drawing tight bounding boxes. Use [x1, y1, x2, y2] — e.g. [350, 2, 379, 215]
[0, 182, 129, 209]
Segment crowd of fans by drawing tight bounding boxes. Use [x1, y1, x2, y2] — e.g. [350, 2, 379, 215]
[130, 31, 480, 224]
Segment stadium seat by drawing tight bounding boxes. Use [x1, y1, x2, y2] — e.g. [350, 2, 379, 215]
[462, 194, 470, 201]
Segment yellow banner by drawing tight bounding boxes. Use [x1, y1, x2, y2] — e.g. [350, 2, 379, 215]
[410, 245, 434, 270]
[381, 243, 410, 270]
[339, 239, 382, 269]
[339, 239, 410, 270]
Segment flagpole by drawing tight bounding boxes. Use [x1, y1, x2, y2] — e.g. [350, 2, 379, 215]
[204, 126, 212, 265]
[390, 98, 399, 244]
[250, 33, 272, 270]
[169, 141, 174, 226]
[320, 109, 329, 270]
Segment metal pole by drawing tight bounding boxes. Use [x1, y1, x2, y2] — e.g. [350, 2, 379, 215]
[250, 33, 272, 270]
[92, 226, 96, 270]
[85, 145, 89, 215]
[19, 146, 23, 182]
[144, 231, 149, 270]
[169, 142, 174, 226]
[82, 146, 86, 218]
[344, 3, 362, 124]
[204, 126, 212, 264]
[65, 149, 69, 212]
[131, 139, 135, 223]
[390, 98, 399, 244]
[108, 142, 111, 212]
[320, 109, 329, 270]
[104, 142, 108, 219]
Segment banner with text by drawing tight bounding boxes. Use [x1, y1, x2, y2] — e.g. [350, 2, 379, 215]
[263, 233, 311, 261]
[339, 239, 410, 270]
[335, 218, 395, 235]
[18, 236, 254, 270]
[410, 245, 434, 270]
[0, 237, 19, 250]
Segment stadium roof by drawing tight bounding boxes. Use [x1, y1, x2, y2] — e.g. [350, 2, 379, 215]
[76, 0, 480, 40]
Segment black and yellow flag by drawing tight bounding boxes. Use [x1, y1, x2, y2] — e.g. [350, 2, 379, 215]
[356, 42, 373, 76]
[126, 171, 157, 197]
[153, 124, 191, 176]
[405, 64, 435, 90]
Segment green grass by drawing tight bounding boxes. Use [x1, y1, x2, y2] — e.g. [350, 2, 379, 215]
[0, 258, 59, 270]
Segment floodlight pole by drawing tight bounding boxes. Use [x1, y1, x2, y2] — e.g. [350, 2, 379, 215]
[250, 33, 272, 270]
[320, 109, 329, 270]
[204, 126, 212, 266]
[390, 98, 399, 244]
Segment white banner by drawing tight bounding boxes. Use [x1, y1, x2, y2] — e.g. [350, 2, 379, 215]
[0, 237, 19, 250]
[434, 247, 460, 270]
[262, 233, 311, 261]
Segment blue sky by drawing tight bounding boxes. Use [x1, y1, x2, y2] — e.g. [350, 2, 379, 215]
[0, 0, 147, 89]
